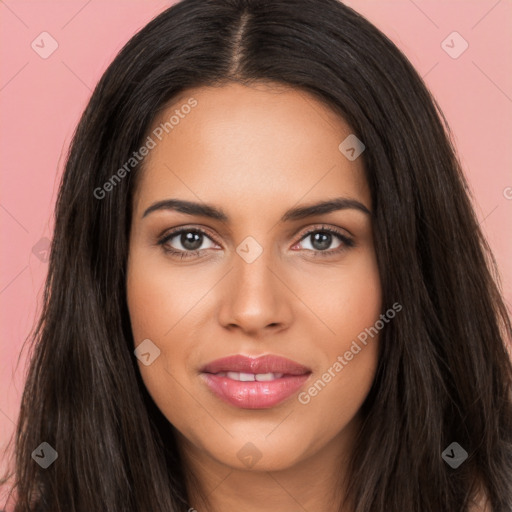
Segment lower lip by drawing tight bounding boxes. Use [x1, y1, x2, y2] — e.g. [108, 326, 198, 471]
[200, 373, 311, 409]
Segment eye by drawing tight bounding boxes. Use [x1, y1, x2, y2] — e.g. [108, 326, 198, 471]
[292, 225, 355, 257]
[157, 224, 355, 260]
[158, 227, 219, 259]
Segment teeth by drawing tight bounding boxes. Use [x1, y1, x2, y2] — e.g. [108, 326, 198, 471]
[216, 372, 284, 381]
[237, 372, 255, 382]
[255, 372, 282, 381]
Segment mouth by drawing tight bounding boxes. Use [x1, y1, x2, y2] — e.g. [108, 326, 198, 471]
[199, 354, 312, 409]
[212, 371, 287, 381]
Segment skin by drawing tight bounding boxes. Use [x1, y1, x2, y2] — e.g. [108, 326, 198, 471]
[126, 82, 382, 512]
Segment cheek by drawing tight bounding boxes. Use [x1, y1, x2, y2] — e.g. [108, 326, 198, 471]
[295, 250, 381, 420]
[297, 248, 382, 343]
[296, 340, 379, 460]
[126, 246, 208, 342]
[126, 248, 207, 423]
[296, 307, 381, 451]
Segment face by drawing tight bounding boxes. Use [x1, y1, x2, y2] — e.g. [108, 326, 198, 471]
[127, 82, 382, 474]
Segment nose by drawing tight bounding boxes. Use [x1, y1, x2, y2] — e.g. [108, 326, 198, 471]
[217, 245, 294, 337]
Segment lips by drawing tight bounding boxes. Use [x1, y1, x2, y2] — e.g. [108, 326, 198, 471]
[200, 355, 312, 409]
[201, 354, 311, 376]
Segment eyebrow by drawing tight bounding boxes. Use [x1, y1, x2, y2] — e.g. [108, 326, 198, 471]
[142, 197, 371, 222]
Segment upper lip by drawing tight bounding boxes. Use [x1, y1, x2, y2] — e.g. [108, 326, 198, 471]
[201, 355, 312, 376]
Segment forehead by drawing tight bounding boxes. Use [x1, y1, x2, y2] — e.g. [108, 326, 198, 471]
[133, 82, 370, 216]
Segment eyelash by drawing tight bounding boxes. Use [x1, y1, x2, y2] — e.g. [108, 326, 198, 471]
[157, 225, 355, 260]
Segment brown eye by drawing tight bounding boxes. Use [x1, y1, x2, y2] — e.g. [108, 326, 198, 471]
[158, 228, 218, 258]
[293, 226, 355, 257]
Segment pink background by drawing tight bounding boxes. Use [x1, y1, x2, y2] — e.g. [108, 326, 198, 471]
[1, 0, 511, 506]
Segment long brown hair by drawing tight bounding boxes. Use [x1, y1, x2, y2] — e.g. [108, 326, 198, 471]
[2, 0, 512, 510]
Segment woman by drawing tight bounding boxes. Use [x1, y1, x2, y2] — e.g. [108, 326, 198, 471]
[2, 0, 511, 510]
